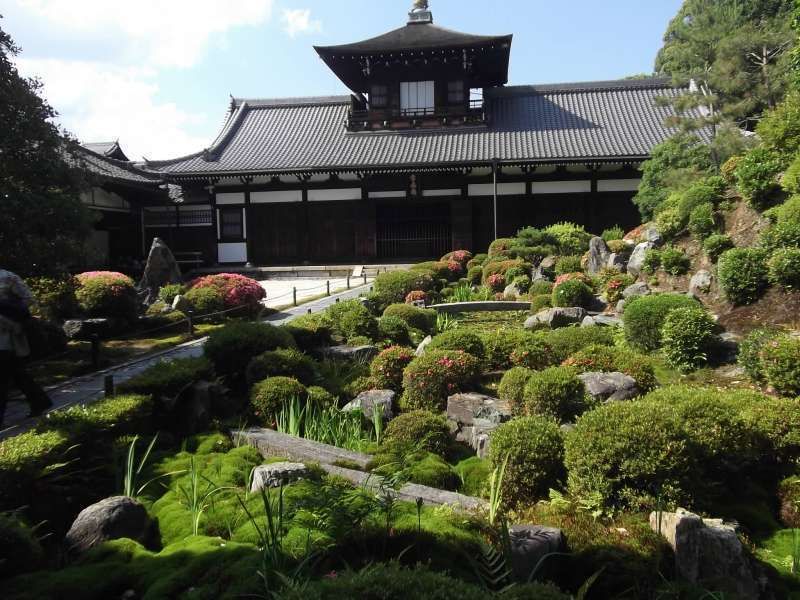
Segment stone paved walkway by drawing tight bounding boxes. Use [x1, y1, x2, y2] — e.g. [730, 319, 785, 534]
[0, 283, 373, 441]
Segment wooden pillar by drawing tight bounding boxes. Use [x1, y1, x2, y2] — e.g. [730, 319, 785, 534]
[590, 168, 599, 234]
[209, 182, 219, 265]
[243, 179, 253, 265]
[355, 181, 377, 261]
[451, 192, 472, 252]
[298, 179, 310, 264]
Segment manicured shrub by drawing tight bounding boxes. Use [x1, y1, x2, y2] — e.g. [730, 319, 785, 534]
[428, 329, 485, 359]
[655, 206, 685, 239]
[442, 249, 473, 266]
[734, 146, 783, 208]
[718, 248, 770, 305]
[157, 283, 184, 305]
[400, 350, 480, 412]
[661, 307, 718, 372]
[509, 275, 531, 294]
[307, 386, 337, 407]
[118, 356, 214, 398]
[530, 280, 554, 295]
[659, 246, 690, 276]
[738, 327, 782, 383]
[250, 376, 308, 421]
[489, 416, 565, 508]
[370, 346, 415, 391]
[383, 410, 451, 456]
[604, 274, 635, 303]
[537, 326, 616, 363]
[552, 279, 593, 308]
[768, 247, 800, 289]
[623, 294, 699, 352]
[703, 234, 734, 262]
[187, 273, 265, 317]
[554, 255, 583, 276]
[641, 249, 662, 274]
[480, 329, 543, 370]
[498, 367, 535, 410]
[284, 313, 333, 351]
[0, 514, 44, 579]
[522, 366, 588, 422]
[760, 335, 800, 397]
[377, 315, 411, 345]
[383, 303, 436, 334]
[606, 239, 629, 254]
[544, 222, 592, 254]
[204, 321, 296, 377]
[530, 293, 552, 313]
[562, 344, 657, 393]
[565, 400, 691, 509]
[602, 226, 625, 242]
[325, 299, 379, 341]
[488, 237, 515, 257]
[466, 266, 483, 285]
[401, 452, 460, 490]
[760, 219, 800, 252]
[75, 271, 137, 319]
[485, 273, 506, 292]
[372, 270, 435, 308]
[509, 335, 553, 370]
[246, 348, 318, 386]
[183, 286, 226, 315]
[411, 261, 452, 281]
[757, 91, 800, 155]
[688, 203, 717, 239]
[26, 275, 78, 320]
[738, 394, 800, 463]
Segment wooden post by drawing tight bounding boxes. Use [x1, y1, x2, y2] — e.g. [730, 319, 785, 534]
[347, 275, 351, 289]
[90, 334, 100, 369]
[187, 310, 195, 337]
[326, 280, 330, 296]
[363, 272, 367, 285]
[293, 287, 297, 307]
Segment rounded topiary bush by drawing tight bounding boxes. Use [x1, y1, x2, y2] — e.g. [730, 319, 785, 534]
[703, 234, 734, 263]
[466, 266, 483, 285]
[204, 321, 296, 377]
[186, 273, 266, 317]
[400, 350, 480, 412]
[325, 299, 379, 341]
[27, 275, 79, 321]
[660, 306, 718, 373]
[377, 315, 411, 345]
[562, 344, 657, 392]
[509, 335, 554, 370]
[623, 294, 699, 352]
[688, 203, 716, 239]
[245, 348, 318, 386]
[659, 246, 690, 276]
[250, 376, 308, 421]
[552, 279, 593, 308]
[522, 366, 588, 422]
[184, 286, 226, 316]
[284, 313, 333, 351]
[383, 410, 451, 456]
[75, 271, 137, 319]
[760, 335, 800, 397]
[537, 325, 616, 363]
[372, 270, 435, 308]
[307, 385, 337, 407]
[768, 247, 800, 289]
[157, 283, 184, 305]
[383, 303, 436, 335]
[565, 400, 691, 509]
[370, 346, 415, 391]
[480, 329, 544, 370]
[530, 293, 553, 313]
[427, 329, 485, 359]
[498, 367, 535, 411]
[718, 248, 769, 305]
[489, 416, 565, 508]
[738, 327, 782, 383]
[554, 255, 583, 276]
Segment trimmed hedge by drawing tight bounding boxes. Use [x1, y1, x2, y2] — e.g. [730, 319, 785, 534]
[760, 335, 800, 397]
[284, 313, 333, 351]
[369, 346, 415, 391]
[552, 279, 593, 308]
[204, 322, 296, 377]
[325, 300, 379, 342]
[383, 304, 436, 335]
[480, 329, 546, 370]
[498, 367, 535, 411]
[703, 234, 734, 262]
[427, 329, 485, 359]
[377, 315, 411, 345]
[75, 271, 137, 320]
[535, 326, 616, 363]
[718, 248, 769, 305]
[400, 350, 480, 412]
[373, 270, 435, 308]
[382, 410, 451, 456]
[509, 335, 554, 370]
[245, 348, 318, 386]
[768, 247, 800, 289]
[522, 366, 589, 422]
[562, 344, 657, 392]
[738, 327, 782, 383]
[250, 377, 308, 421]
[118, 356, 214, 398]
[660, 306, 718, 372]
[623, 294, 699, 352]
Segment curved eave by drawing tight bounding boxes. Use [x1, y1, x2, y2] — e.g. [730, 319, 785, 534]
[314, 33, 513, 57]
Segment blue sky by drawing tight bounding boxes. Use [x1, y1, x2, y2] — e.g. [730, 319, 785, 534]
[4, 0, 682, 160]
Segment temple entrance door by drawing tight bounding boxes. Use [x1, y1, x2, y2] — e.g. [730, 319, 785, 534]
[376, 201, 451, 260]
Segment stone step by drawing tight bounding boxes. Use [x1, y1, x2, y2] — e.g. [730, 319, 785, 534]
[236, 427, 372, 470]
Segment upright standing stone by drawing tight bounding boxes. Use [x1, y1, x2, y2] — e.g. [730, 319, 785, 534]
[64, 496, 156, 556]
[586, 237, 611, 275]
[138, 238, 183, 305]
[627, 242, 655, 278]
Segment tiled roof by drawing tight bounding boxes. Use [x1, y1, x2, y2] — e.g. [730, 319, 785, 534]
[148, 78, 709, 178]
[73, 145, 164, 186]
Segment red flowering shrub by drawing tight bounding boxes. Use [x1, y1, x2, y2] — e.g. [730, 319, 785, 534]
[400, 349, 480, 412]
[554, 272, 592, 287]
[442, 250, 473, 267]
[446, 261, 464, 277]
[405, 290, 429, 305]
[370, 346, 416, 391]
[187, 273, 265, 317]
[75, 271, 137, 319]
[604, 274, 635, 303]
[486, 273, 506, 292]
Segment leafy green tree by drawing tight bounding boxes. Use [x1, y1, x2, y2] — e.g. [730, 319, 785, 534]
[0, 17, 93, 277]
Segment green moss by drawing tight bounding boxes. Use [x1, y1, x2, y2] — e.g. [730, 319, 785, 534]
[454, 456, 491, 497]
[0, 513, 44, 579]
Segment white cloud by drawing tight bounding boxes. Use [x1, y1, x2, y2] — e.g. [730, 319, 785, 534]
[282, 8, 322, 37]
[17, 58, 211, 161]
[14, 0, 275, 68]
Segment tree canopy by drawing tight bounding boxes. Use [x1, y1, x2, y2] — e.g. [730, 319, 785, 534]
[0, 17, 93, 277]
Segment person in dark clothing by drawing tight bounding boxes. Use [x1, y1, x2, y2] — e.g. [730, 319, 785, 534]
[0, 269, 52, 427]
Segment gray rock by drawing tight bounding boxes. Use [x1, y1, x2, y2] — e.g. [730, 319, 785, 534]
[578, 372, 640, 402]
[250, 462, 309, 492]
[503, 282, 524, 299]
[415, 335, 433, 357]
[138, 237, 183, 305]
[627, 242, 656, 278]
[171, 294, 192, 313]
[581, 316, 596, 327]
[343, 390, 395, 420]
[63, 318, 127, 340]
[622, 282, 651, 299]
[689, 270, 714, 297]
[531, 265, 552, 283]
[447, 393, 512, 426]
[64, 496, 155, 556]
[586, 237, 611, 275]
[584, 314, 623, 328]
[525, 307, 587, 329]
[644, 226, 664, 247]
[507, 525, 566, 581]
[616, 299, 626, 313]
[650, 509, 765, 599]
[715, 332, 741, 364]
[319, 345, 378, 362]
[587, 296, 608, 313]
[607, 253, 628, 272]
[539, 256, 557, 270]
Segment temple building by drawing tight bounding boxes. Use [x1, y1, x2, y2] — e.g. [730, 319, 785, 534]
[143, 1, 705, 266]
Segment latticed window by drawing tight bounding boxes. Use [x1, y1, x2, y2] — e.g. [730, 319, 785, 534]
[220, 208, 243, 240]
[370, 84, 388, 108]
[448, 80, 464, 104]
[400, 81, 434, 115]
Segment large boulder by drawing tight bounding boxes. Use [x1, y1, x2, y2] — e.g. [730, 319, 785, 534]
[650, 509, 765, 599]
[627, 242, 655, 278]
[525, 307, 587, 329]
[644, 225, 664, 247]
[250, 462, 309, 492]
[342, 390, 395, 420]
[318, 345, 378, 362]
[447, 393, 512, 459]
[689, 270, 714, 297]
[64, 496, 156, 556]
[578, 372, 640, 402]
[607, 253, 628, 272]
[138, 237, 183, 305]
[586, 237, 611, 275]
[507, 525, 566, 581]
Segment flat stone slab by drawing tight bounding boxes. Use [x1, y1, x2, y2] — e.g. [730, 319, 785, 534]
[430, 301, 531, 314]
[236, 427, 371, 470]
[250, 462, 309, 491]
[320, 464, 486, 511]
[342, 390, 395, 420]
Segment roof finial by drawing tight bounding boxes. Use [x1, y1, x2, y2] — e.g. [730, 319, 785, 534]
[408, 0, 432, 24]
